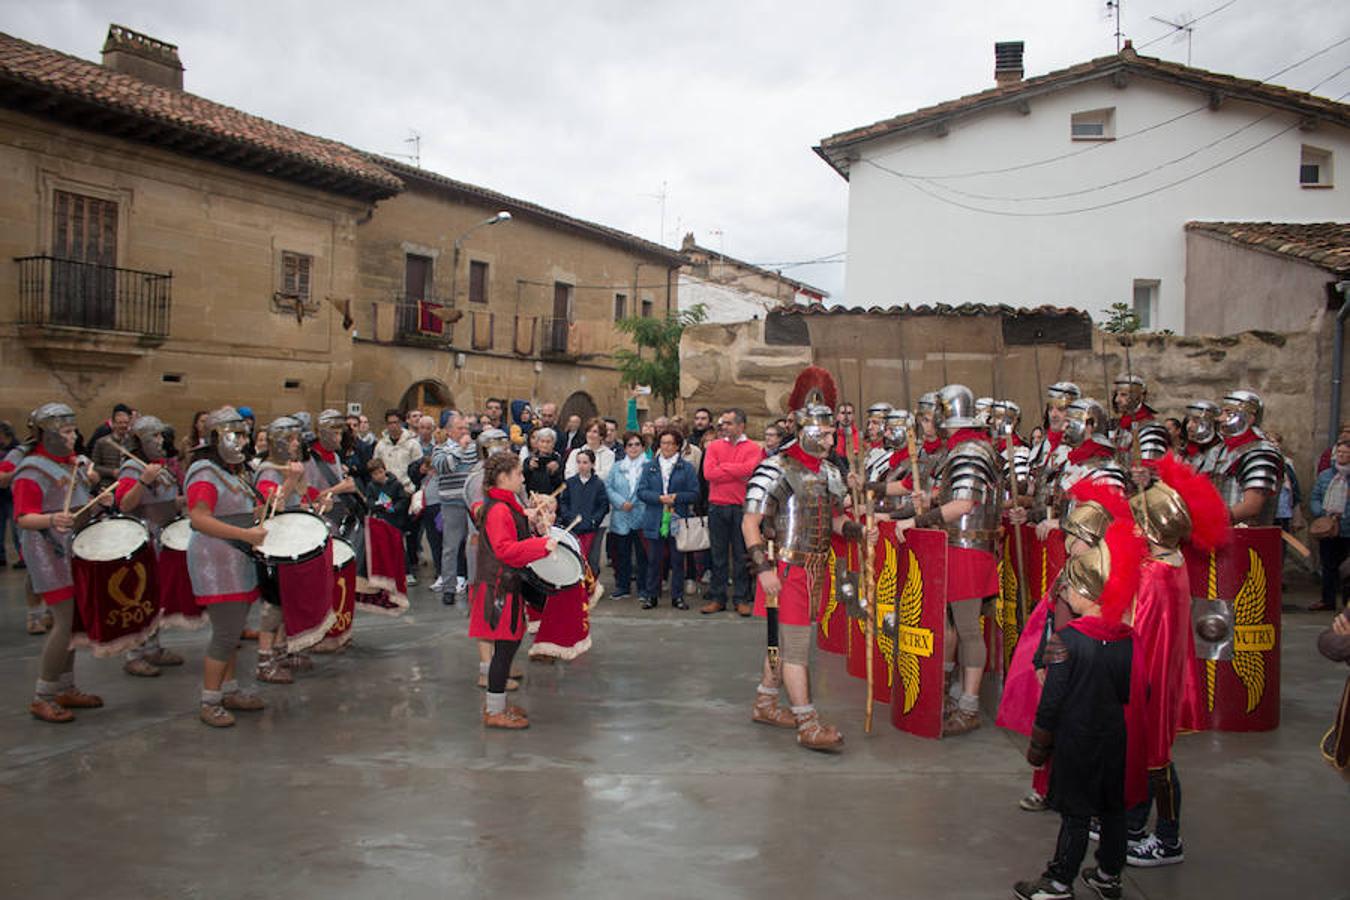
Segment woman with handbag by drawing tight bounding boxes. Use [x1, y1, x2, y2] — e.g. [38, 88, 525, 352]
[636, 427, 699, 610]
[1309, 438, 1350, 612]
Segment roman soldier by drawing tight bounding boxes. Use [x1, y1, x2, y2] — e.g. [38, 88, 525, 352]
[975, 396, 995, 433]
[1182, 400, 1223, 475]
[1125, 453, 1230, 866]
[253, 415, 315, 685]
[14, 403, 101, 723]
[906, 384, 1002, 736]
[866, 408, 919, 518]
[1112, 374, 1170, 462]
[743, 365, 866, 752]
[914, 391, 945, 487]
[306, 408, 362, 536]
[1, 410, 52, 636]
[864, 401, 892, 451]
[115, 414, 186, 677]
[1034, 398, 1128, 536]
[1211, 390, 1283, 525]
[992, 400, 1030, 501]
[1027, 382, 1081, 515]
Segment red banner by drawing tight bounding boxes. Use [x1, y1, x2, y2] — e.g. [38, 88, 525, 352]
[816, 533, 853, 655]
[71, 542, 161, 657]
[845, 521, 900, 704]
[1182, 527, 1282, 732]
[156, 546, 205, 630]
[889, 527, 947, 739]
[277, 542, 337, 653]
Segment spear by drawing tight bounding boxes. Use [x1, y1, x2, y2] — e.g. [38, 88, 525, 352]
[855, 358, 878, 734]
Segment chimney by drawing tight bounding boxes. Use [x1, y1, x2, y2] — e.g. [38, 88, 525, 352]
[101, 24, 184, 90]
[995, 41, 1024, 87]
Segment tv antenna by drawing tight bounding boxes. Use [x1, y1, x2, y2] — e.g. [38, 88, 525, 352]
[1150, 12, 1196, 65]
[640, 181, 668, 245]
[1104, 0, 1124, 52]
[384, 129, 421, 168]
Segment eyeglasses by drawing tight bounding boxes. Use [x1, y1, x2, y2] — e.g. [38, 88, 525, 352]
[625, 441, 643, 447]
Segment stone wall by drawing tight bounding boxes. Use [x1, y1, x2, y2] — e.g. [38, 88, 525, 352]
[681, 309, 1332, 491]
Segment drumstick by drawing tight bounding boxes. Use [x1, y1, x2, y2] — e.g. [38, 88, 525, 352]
[1281, 529, 1312, 559]
[550, 482, 568, 497]
[112, 443, 175, 487]
[72, 482, 118, 518]
[62, 461, 79, 515]
[560, 515, 583, 535]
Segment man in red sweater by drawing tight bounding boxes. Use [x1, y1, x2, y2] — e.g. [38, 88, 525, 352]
[701, 408, 765, 616]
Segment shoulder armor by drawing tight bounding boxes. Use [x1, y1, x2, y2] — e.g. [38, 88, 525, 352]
[943, 440, 999, 498]
[1085, 460, 1129, 492]
[825, 460, 847, 502]
[744, 455, 789, 515]
[1135, 422, 1171, 462]
[1234, 441, 1282, 493]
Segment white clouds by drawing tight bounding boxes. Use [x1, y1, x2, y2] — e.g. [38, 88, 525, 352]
[10, 0, 1346, 302]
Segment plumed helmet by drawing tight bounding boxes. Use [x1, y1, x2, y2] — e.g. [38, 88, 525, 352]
[1220, 389, 1263, 436]
[1062, 397, 1108, 447]
[1130, 453, 1231, 551]
[33, 402, 76, 432]
[787, 366, 839, 459]
[936, 384, 978, 430]
[1045, 381, 1081, 410]
[1063, 478, 1131, 550]
[1062, 518, 1147, 623]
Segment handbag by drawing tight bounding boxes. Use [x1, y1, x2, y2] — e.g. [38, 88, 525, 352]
[1320, 675, 1350, 774]
[673, 514, 711, 552]
[1310, 514, 1339, 539]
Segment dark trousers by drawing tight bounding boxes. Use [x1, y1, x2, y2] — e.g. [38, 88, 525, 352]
[1126, 762, 1182, 845]
[643, 535, 683, 601]
[0, 492, 15, 561]
[612, 531, 647, 596]
[1047, 811, 1126, 885]
[407, 505, 442, 575]
[1319, 536, 1349, 608]
[707, 503, 749, 605]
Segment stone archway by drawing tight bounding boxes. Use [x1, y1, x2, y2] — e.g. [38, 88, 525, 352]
[399, 379, 454, 426]
[559, 390, 599, 427]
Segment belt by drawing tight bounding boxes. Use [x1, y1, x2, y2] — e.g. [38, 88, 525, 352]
[777, 548, 828, 567]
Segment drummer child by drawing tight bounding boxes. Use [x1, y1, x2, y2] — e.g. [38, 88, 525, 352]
[252, 416, 314, 684]
[469, 450, 556, 729]
[185, 407, 269, 728]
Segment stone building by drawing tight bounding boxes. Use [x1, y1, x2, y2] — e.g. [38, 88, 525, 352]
[349, 159, 685, 426]
[0, 25, 398, 435]
[677, 233, 827, 324]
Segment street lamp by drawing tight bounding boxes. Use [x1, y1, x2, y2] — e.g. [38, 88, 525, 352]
[450, 210, 512, 307]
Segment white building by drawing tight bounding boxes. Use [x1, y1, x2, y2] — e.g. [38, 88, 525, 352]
[678, 233, 827, 324]
[815, 41, 1350, 334]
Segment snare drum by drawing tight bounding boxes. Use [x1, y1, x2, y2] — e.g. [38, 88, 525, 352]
[256, 510, 331, 565]
[523, 526, 584, 593]
[331, 537, 356, 570]
[73, 515, 150, 562]
[159, 516, 193, 553]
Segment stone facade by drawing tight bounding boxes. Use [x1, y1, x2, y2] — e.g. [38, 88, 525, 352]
[0, 107, 366, 436]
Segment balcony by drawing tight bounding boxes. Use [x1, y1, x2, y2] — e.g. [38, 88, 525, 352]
[392, 294, 454, 347]
[540, 316, 572, 356]
[14, 255, 171, 368]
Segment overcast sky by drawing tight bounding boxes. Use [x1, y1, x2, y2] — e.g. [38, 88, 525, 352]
[7, 0, 1348, 302]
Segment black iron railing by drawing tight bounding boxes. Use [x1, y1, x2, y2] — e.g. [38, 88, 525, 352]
[393, 294, 454, 345]
[15, 255, 171, 337]
[541, 316, 571, 355]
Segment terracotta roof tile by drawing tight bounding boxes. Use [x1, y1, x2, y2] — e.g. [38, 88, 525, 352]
[0, 31, 401, 200]
[1186, 221, 1350, 275]
[816, 46, 1350, 178]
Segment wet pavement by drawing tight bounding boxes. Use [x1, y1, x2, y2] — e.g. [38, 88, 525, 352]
[0, 564, 1346, 899]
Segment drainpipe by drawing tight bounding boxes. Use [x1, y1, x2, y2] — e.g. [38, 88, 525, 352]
[1330, 280, 1350, 444]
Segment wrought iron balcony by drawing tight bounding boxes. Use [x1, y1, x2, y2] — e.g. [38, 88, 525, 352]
[540, 316, 572, 356]
[392, 294, 455, 346]
[15, 255, 171, 337]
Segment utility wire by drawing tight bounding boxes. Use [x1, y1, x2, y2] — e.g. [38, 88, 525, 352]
[869, 33, 1350, 181]
[1135, 0, 1239, 51]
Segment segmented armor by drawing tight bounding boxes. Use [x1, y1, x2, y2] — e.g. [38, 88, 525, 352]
[1212, 437, 1283, 525]
[744, 452, 847, 558]
[933, 437, 1002, 552]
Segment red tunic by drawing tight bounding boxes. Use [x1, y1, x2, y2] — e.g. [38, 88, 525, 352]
[468, 489, 551, 641]
[1132, 556, 1194, 769]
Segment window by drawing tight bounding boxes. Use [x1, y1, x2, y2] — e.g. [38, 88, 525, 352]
[280, 251, 312, 302]
[50, 190, 119, 328]
[469, 260, 489, 304]
[1070, 108, 1114, 141]
[613, 292, 627, 321]
[640, 297, 654, 318]
[1132, 279, 1159, 330]
[404, 253, 439, 335]
[1301, 145, 1333, 187]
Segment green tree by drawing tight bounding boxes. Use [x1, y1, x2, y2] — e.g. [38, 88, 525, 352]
[1101, 301, 1140, 334]
[613, 303, 708, 413]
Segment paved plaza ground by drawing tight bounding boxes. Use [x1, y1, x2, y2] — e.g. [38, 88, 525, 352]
[1, 564, 1346, 899]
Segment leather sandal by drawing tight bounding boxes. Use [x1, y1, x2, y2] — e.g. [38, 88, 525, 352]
[199, 704, 236, 728]
[942, 708, 982, 736]
[55, 689, 103, 709]
[144, 647, 185, 666]
[483, 706, 530, 729]
[222, 691, 265, 712]
[26, 615, 47, 636]
[752, 692, 797, 728]
[794, 710, 844, 752]
[29, 699, 75, 723]
[124, 658, 161, 678]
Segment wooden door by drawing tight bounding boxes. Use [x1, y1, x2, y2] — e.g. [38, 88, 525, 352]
[51, 190, 118, 328]
[404, 254, 436, 334]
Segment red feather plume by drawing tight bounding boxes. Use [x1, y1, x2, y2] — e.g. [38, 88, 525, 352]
[1150, 452, 1232, 552]
[1068, 476, 1132, 526]
[787, 365, 839, 413]
[1099, 518, 1147, 624]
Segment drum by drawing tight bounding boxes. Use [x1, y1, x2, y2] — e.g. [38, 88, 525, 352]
[332, 537, 356, 570]
[523, 526, 584, 593]
[160, 516, 193, 552]
[71, 516, 160, 656]
[256, 510, 330, 565]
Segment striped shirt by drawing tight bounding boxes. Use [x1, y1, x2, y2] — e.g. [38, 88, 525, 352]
[433, 440, 478, 507]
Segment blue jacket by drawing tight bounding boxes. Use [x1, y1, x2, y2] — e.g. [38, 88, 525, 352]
[606, 459, 647, 536]
[635, 454, 699, 538]
[560, 473, 609, 535]
[1310, 467, 1350, 537]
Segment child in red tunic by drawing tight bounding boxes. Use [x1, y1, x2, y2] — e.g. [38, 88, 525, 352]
[468, 452, 554, 729]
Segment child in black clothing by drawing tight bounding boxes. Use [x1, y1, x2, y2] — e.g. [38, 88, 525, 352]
[363, 458, 408, 529]
[1015, 524, 1147, 900]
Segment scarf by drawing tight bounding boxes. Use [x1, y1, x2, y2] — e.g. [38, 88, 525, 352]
[785, 442, 823, 473]
[1068, 441, 1115, 465]
[1117, 407, 1155, 431]
[658, 452, 677, 492]
[1326, 463, 1350, 516]
[922, 438, 944, 455]
[1046, 429, 1063, 451]
[946, 429, 989, 450]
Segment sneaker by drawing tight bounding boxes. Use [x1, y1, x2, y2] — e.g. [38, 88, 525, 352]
[683, 578, 698, 597]
[1088, 818, 1101, 842]
[1080, 867, 1122, 900]
[1018, 791, 1047, 812]
[430, 576, 446, 592]
[1126, 833, 1184, 867]
[199, 703, 236, 728]
[611, 592, 630, 601]
[455, 576, 467, 594]
[640, 596, 657, 610]
[406, 573, 418, 586]
[123, 658, 161, 677]
[1013, 876, 1074, 900]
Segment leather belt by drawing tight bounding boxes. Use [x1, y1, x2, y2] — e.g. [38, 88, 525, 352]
[776, 548, 828, 567]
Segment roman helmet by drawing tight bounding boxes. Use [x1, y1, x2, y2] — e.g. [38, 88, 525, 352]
[974, 396, 994, 429]
[991, 399, 1022, 438]
[883, 408, 914, 450]
[787, 365, 839, 460]
[936, 384, 979, 431]
[1129, 453, 1231, 552]
[477, 427, 509, 458]
[1219, 389, 1264, 438]
[266, 416, 303, 463]
[316, 409, 345, 452]
[1061, 517, 1147, 624]
[131, 415, 168, 461]
[1062, 478, 1132, 551]
[1113, 373, 1147, 416]
[33, 402, 77, 457]
[1184, 400, 1221, 445]
[206, 406, 250, 465]
[1062, 398, 1110, 448]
